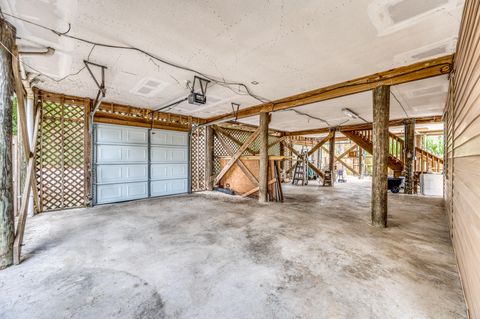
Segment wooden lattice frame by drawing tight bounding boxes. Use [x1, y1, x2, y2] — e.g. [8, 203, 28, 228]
[213, 127, 280, 174]
[35, 94, 90, 211]
[191, 126, 206, 192]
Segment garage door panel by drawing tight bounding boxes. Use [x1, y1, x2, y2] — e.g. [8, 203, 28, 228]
[151, 130, 188, 146]
[151, 179, 188, 196]
[97, 164, 148, 184]
[96, 182, 148, 204]
[95, 125, 189, 205]
[96, 145, 148, 163]
[151, 146, 188, 163]
[96, 125, 148, 145]
[151, 163, 188, 180]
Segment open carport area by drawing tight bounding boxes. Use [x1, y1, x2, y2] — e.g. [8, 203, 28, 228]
[0, 1, 479, 318]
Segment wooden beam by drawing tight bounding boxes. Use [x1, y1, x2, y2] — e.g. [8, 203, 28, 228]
[404, 119, 415, 194]
[284, 115, 443, 136]
[13, 107, 40, 265]
[0, 17, 16, 270]
[205, 55, 452, 124]
[215, 131, 259, 186]
[213, 126, 257, 155]
[214, 125, 261, 185]
[371, 86, 390, 228]
[242, 178, 276, 198]
[321, 146, 359, 176]
[307, 131, 333, 156]
[328, 129, 336, 186]
[258, 112, 269, 203]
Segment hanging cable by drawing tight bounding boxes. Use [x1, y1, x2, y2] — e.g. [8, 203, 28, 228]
[391, 90, 409, 118]
[2, 12, 268, 103]
[285, 109, 331, 126]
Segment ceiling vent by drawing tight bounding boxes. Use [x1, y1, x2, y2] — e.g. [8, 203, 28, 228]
[368, 0, 459, 36]
[394, 37, 457, 64]
[409, 84, 448, 98]
[388, 0, 449, 24]
[131, 78, 166, 97]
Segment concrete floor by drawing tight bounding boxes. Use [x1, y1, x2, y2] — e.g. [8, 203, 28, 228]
[0, 178, 466, 319]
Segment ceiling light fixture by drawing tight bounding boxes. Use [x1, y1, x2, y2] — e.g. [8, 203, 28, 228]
[251, 81, 259, 85]
[342, 108, 360, 119]
[342, 108, 369, 123]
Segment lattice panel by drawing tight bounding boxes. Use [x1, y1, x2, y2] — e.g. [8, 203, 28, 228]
[35, 99, 88, 211]
[191, 127, 206, 192]
[213, 128, 280, 174]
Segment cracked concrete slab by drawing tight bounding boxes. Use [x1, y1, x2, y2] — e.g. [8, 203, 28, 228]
[0, 178, 466, 318]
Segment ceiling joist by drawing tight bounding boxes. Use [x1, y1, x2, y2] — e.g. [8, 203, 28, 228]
[284, 115, 443, 136]
[205, 55, 453, 124]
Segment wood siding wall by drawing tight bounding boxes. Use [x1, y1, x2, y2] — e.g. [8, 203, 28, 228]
[445, 0, 480, 317]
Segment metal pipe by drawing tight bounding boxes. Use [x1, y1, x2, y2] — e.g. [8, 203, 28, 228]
[19, 47, 55, 56]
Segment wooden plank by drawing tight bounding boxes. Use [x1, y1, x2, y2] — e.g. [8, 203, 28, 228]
[307, 131, 333, 156]
[285, 115, 442, 136]
[321, 146, 359, 176]
[13, 106, 41, 265]
[214, 125, 261, 185]
[213, 126, 257, 155]
[242, 178, 276, 198]
[205, 55, 452, 124]
[215, 131, 259, 186]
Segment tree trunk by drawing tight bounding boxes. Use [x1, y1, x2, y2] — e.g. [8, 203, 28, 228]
[371, 86, 390, 228]
[258, 112, 269, 202]
[404, 119, 416, 194]
[358, 146, 363, 179]
[328, 129, 336, 186]
[0, 18, 16, 270]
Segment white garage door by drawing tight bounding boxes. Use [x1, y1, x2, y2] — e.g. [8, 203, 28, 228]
[94, 124, 189, 204]
[150, 129, 189, 196]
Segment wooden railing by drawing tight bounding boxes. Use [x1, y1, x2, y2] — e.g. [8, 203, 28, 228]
[415, 147, 444, 173]
[346, 129, 444, 173]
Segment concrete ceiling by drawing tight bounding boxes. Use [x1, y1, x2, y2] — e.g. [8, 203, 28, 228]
[1, 0, 463, 131]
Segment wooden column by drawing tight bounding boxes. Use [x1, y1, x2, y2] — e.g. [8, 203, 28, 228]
[328, 128, 336, 185]
[404, 119, 415, 194]
[205, 126, 214, 191]
[0, 18, 16, 270]
[358, 146, 363, 179]
[371, 86, 390, 227]
[259, 112, 270, 202]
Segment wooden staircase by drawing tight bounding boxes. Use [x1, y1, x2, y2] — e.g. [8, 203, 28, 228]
[342, 129, 444, 174]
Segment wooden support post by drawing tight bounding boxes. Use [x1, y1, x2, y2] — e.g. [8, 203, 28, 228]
[404, 119, 415, 194]
[0, 18, 16, 270]
[358, 146, 363, 179]
[328, 128, 336, 186]
[371, 86, 390, 227]
[259, 112, 270, 203]
[205, 126, 214, 191]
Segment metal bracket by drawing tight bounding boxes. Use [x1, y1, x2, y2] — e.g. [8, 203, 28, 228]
[191, 75, 210, 95]
[231, 103, 240, 122]
[84, 60, 107, 133]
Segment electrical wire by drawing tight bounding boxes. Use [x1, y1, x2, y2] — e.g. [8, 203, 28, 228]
[391, 90, 410, 118]
[2, 11, 268, 103]
[286, 109, 331, 126]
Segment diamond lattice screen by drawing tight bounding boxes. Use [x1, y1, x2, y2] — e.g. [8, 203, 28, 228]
[35, 99, 89, 211]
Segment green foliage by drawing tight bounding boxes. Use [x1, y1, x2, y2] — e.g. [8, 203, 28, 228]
[424, 135, 444, 157]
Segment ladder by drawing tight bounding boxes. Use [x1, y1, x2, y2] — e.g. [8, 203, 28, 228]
[292, 149, 308, 185]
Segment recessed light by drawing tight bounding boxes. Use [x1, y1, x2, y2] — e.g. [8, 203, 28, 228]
[251, 81, 259, 85]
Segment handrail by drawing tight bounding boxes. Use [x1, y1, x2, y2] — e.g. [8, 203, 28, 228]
[350, 129, 444, 173]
